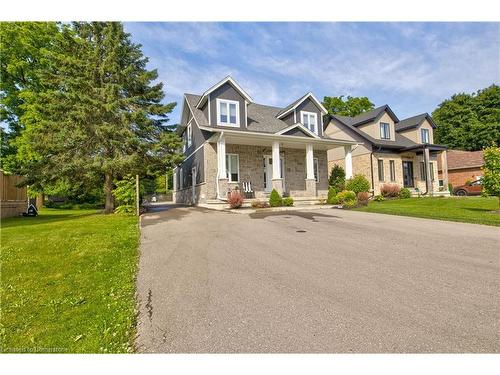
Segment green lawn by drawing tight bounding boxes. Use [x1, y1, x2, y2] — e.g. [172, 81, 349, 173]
[354, 196, 500, 226]
[1, 209, 139, 353]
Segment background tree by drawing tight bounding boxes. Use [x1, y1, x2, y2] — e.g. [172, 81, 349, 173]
[323, 95, 374, 117]
[12, 22, 183, 213]
[432, 85, 500, 150]
[0, 22, 61, 172]
[482, 147, 500, 209]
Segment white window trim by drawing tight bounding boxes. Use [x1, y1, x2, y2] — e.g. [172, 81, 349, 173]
[380, 122, 390, 140]
[421, 128, 430, 144]
[216, 98, 240, 127]
[300, 111, 318, 135]
[179, 168, 183, 190]
[226, 153, 240, 182]
[187, 123, 192, 148]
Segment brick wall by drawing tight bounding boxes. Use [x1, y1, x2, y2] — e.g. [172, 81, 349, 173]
[439, 167, 483, 188]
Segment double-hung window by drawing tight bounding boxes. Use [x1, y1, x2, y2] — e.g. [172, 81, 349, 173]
[217, 99, 239, 126]
[378, 160, 384, 181]
[389, 160, 396, 181]
[421, 128, 430, 144]
[420, 162, 426, 180]
[429, 162, 434, 181]
[186, 123, 192, 148]
[225, 154, 239, 182]
[380, 122, 390, 139]
[301, 111, 318, 134]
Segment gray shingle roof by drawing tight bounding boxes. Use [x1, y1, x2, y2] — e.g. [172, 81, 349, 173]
[275, 93, 310, 118]
[339, 105, 399, 127]
[331, 114, 418, 150]
[395, 113, 435, 132]
[184, 93, 208, 126]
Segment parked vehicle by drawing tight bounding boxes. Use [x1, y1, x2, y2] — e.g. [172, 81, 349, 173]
[453, 179, 482, 196]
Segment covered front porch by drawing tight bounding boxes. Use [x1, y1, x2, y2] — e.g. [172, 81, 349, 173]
[210, 129, 356, 202]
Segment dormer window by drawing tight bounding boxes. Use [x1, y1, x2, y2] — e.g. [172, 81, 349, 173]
[380, 122, 390, 139]
[217, 99, 239, 126]
[421, 128, 430, 144]
[301, 111, 318, 134]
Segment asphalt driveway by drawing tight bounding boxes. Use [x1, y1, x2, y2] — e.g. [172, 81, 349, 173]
[136, 206, 499, 353]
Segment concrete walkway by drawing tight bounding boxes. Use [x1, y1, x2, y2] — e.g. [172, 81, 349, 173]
[136, 206, 499, 353]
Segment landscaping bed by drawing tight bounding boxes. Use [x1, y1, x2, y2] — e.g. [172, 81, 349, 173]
[354, 196, 500, 226]
[0, 208, 140, 353]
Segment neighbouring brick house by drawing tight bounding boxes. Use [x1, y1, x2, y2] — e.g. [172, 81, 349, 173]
[437, 150, 484, 188]
[325, 107, 450, 196]
[173, 77, 356, 205]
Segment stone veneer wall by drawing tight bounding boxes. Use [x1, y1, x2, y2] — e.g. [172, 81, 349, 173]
[204, 142, 329, 200]
[329, 151, 440, 195]
[173, 183, 207, 205]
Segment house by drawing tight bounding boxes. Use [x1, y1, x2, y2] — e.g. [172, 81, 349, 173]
[1, 170, 28, 218]
[173, 77, 357, 205]
[325, 107, 450, 196]
[437, 150, 484, 188]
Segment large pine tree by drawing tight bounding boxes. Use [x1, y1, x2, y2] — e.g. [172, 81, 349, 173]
[14, 22, 183, 213]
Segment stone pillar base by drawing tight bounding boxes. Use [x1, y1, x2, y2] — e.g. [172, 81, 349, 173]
[272, 178, 283, 195]
[218, 178, 229, 198]
[305, 178, 317, 197]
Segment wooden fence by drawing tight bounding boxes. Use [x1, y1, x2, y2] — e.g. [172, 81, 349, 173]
[1, 171, 28, 219]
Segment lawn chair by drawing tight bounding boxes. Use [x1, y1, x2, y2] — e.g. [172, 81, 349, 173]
[242, 181, 254, 199]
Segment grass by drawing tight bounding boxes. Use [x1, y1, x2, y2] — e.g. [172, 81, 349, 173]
[354, 196, 500, 226]
[0, 208, 139, 353]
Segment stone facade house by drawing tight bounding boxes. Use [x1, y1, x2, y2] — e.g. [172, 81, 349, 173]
[325, 107, 450, 196]
[437, 150, 484, 188]
[173, 77, 356, 205]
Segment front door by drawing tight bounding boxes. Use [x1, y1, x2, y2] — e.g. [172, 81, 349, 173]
[263, 156, 284, 192]
[402, 161, 414, 188]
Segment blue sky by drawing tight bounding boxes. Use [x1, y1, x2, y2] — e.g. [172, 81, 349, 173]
[124, 22, 499, 124]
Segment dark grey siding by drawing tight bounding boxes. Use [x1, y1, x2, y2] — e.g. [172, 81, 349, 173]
[179, 112, 213, 186]
[281, 111, 295, 125]
[201, 101, 209, 121]
[208, 82, 247, 127]
[295, 98, 323, 136]
[282, 127, 312, 137]
[177, 146, 204, 189]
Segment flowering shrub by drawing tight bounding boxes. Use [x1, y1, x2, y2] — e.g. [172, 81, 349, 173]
[251, 200, 269, 208]
[336, 190, 356, 204]
[380, 183, 401, 198]
[357, 191, 370, 205]
[227, 189, 244, 209]
[345, 174, 370, 194]
[374, 194, 385, 202]
[399, 188, 411, 199]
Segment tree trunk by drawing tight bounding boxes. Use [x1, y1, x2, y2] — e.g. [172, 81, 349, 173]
[36, 193, 44, 209]
[104, 173, 114, 214]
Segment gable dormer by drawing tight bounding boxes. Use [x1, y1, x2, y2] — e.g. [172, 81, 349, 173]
[348, 105, 399, 141]
[276, 93, 328, 137]
[396, 113, 436, 144]
[195, 76, 253, 129]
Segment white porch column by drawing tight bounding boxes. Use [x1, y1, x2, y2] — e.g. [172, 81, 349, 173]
[305, 143, 317, 196]
[306, 143, 315, 180]
[216, 134, 229, 198]
[344, 145, 353, 179]
[272, 141, 281, 179]
[271, 141, 283, 194]
[217, 134, 227, 179]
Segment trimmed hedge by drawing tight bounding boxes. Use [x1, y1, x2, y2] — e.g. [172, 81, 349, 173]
[269, 189, 283, 207]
